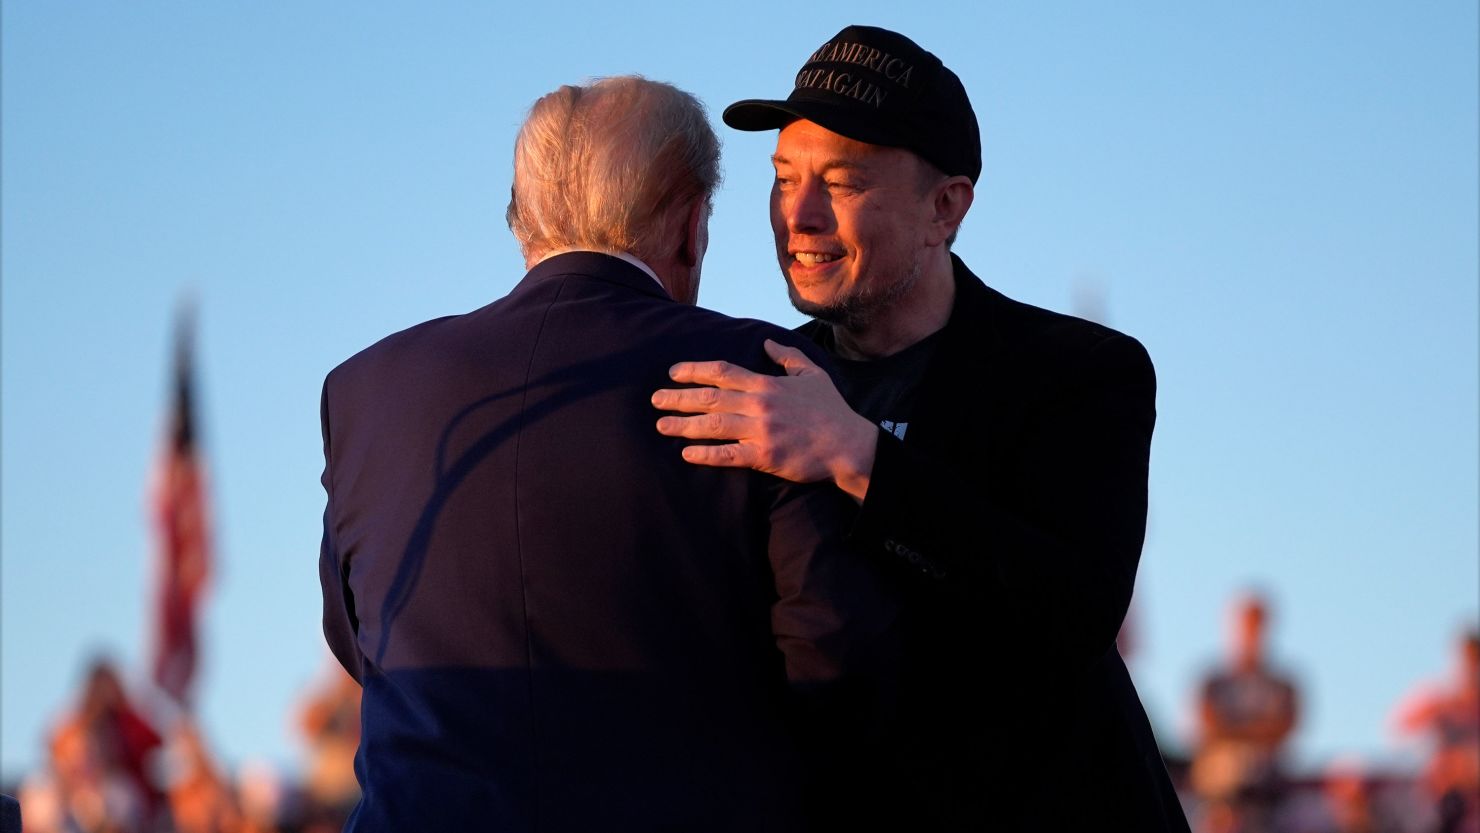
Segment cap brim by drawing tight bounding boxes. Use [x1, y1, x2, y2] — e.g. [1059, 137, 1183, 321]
[722, 97, 907, 150]
[722, 99, 806, 132]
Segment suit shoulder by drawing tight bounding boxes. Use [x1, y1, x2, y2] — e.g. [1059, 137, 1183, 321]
[682, 302, 806, 345]
[325, 313, 464, 390]
[980, 285, 1151, 375]
[681, 304, 831, 370]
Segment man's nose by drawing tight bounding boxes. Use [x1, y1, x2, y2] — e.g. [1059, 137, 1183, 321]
[784, 179, 831, 234]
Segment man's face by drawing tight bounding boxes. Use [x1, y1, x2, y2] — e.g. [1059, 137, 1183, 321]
[769, 119, 936, 328]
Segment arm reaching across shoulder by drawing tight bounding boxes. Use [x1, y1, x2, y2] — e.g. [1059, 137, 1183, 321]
[658, 324, 1155, 672]
[652, 339, 878, 501]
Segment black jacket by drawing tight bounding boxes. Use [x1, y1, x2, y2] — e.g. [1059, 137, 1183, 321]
[804, 254, 1190, 831]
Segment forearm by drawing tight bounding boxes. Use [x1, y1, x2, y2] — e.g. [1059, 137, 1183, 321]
[767, 478, 898, 686]
[766, 477, 901, 816]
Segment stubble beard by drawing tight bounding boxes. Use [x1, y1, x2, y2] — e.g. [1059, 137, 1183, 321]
[785, 256, 923, 334]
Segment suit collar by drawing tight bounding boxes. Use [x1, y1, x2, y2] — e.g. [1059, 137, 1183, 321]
[877, 254, 1005, 447]
[907, 254, 1016, 447]
[520, 251, 674, 302]
[940, 252, 1000, 355]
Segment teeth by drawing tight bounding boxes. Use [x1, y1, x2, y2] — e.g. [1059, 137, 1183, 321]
[794, 252, 839, 265]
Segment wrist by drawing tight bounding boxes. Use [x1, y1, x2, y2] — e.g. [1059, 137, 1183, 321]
[831, 414, 877, 503]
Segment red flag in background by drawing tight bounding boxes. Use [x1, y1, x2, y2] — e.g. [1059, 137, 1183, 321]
[150, 304, 212, 707]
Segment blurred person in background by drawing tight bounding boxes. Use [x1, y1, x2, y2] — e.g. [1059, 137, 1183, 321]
[17, 773, 63, 833]
[46, 657, 166, 833]
[232, 762, 283, 833]
[1391, 628, 1480, 833]
[294, 661, 360, 820]
[1192, 592, 1301, 832]
[1318, 759, 1385, 833]
[165, 721, 242, 833]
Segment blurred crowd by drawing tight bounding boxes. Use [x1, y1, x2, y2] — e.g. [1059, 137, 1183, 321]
[1171, 595, 1478, 833]
[9, 661, 360, 833]
[6, 594, 1477, 833]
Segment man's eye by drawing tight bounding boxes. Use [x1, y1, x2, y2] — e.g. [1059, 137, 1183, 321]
[826, 181, 859, 192]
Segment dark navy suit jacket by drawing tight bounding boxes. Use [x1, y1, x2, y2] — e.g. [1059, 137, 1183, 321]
[319, 252, 894, 832]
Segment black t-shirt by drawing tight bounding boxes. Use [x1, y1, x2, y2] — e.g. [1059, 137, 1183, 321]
[813, 326, 943, 441]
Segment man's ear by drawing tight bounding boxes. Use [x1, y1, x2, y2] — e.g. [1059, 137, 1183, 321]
[927, 177, 974, 247]
[679, 197, 708, 268]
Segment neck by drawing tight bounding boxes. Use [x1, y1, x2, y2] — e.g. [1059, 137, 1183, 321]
[832, 251, 956, 360]
[530, 247, 667, 290]
[647, 253, 698, 305]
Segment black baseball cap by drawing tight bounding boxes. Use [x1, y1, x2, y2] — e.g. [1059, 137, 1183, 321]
[724, 25, 981, 183]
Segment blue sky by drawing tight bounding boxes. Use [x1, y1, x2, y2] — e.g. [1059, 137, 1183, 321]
[3, 2, 1476, 781]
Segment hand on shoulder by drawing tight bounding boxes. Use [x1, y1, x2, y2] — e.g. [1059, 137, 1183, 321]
[652, 339, 877, 501]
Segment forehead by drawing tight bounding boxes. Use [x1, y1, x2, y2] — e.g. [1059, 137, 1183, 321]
[771, 119, 921, 175]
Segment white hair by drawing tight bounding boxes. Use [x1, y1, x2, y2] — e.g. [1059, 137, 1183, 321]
[506, 76, 721, 263]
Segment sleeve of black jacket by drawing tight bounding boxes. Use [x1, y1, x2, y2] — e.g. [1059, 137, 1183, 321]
[762, 334, 903, 827]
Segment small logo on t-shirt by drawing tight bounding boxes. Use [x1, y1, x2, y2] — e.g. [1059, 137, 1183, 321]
[879, 420, 909, 440]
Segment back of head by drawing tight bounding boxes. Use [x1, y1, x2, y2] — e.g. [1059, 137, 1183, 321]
[506, 76, 720, 264]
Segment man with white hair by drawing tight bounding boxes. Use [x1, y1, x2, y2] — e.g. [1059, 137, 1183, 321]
[318, 76, 894, 832]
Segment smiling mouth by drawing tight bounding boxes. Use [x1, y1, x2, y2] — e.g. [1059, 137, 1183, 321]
[792, 252, 841, 266]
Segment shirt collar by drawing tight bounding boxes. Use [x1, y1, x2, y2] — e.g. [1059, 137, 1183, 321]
[535, 248, 666, 292]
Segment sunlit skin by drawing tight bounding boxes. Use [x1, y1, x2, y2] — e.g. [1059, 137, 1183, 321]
[771, 119, 964, 359]
[651, 119, 973, 499]
[657, 198, 708, 306]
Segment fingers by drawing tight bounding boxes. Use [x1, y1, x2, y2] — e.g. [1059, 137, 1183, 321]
[655, 414, 762, 469]
[677, 442, 756, 469]
[654, 412, 755, 441]
[667, 359, 769, 391]
[650, 386, 756, 415]
[762, 339, 822, 377]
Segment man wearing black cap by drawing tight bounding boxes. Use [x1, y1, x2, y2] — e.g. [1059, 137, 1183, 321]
[653, 25, 1191, 831]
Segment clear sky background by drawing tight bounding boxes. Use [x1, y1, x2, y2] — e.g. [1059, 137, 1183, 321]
[3, 2, 1476, 782]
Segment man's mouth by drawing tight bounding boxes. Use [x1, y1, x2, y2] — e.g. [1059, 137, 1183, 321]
[792, 251, 841, 266]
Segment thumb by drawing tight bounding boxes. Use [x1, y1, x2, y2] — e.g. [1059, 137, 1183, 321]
[763, 338, 821, 377]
